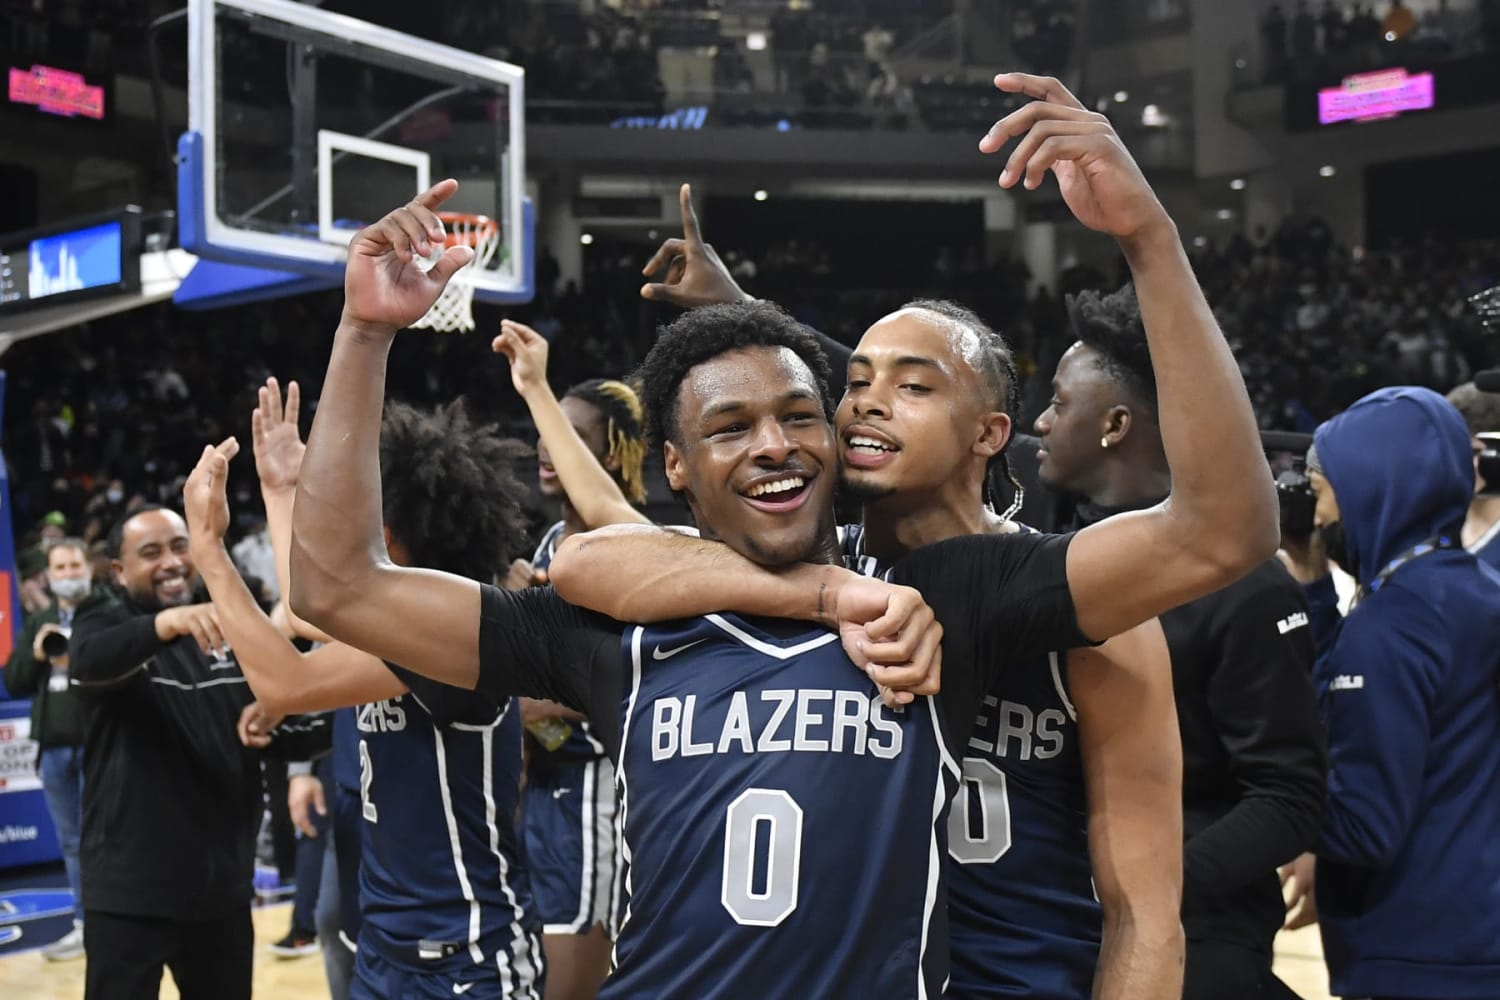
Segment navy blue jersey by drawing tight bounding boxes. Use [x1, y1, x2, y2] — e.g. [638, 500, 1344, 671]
[1470, 518, 1500, 572]
[531, 521, 609, 763]
[845, 524, 1101, 1000]
[355, 666, 541, 993]
[331, 705, 360, 793]
[477, 530, 1092, 999]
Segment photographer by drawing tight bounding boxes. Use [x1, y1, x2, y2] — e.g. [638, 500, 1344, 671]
[1444, 381, 1500, 569]
[1025, 284, 1326, 999]
[3, 537, 101, 962]
[1280, 386, 1500, 1000]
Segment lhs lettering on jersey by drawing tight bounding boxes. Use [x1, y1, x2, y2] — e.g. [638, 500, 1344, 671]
[357, 699, 408, 733]
[967, 696, 1066, 760]
[650, 689, 903, 761]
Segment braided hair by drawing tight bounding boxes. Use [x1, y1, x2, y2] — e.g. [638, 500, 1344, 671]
[903, 298, 1026, 520]
[563, 378, 648, 506]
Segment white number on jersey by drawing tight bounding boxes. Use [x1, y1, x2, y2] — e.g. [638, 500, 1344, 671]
[949, 758, 1013, 864]
[721, 788, 803, 927]
[358, 738, 378, 823]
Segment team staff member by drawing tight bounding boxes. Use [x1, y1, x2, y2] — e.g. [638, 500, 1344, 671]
[70, 504, 323, 1000]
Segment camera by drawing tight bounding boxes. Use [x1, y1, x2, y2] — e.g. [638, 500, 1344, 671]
[42, 629, 70, 658]
[1263, 431, 1316, 537]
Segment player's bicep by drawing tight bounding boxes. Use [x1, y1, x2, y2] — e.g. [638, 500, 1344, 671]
[1067, 508, 1231, 641]
[259, 643, 407, 716]
[1070, 620, 1183, 917]
[309, 564, 484, 689]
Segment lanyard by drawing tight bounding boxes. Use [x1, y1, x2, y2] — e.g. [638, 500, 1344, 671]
[1358, 534, 1456, 601]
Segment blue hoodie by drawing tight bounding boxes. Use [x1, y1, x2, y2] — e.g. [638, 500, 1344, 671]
[1304, 386, 1500, 998]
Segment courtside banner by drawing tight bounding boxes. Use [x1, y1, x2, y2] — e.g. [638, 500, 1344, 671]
[0, 372, 17, 684]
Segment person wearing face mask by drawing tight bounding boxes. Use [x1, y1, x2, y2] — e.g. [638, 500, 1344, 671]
[3, 537, 102, 961]
[1279, 386, 1500, 1000]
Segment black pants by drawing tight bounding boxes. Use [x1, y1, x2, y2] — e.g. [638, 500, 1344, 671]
[83, 908, 252, 1000]
[1184, 938, 1303, 1000]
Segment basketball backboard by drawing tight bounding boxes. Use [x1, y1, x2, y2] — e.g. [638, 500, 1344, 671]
[177, 0, 532, 304]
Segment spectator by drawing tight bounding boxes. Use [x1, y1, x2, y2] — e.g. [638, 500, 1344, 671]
[3, 537, 103, 962]
[1445, 380, 1500, 568]
[1292, 0, 1320, 63]
[1320, 0, 1348, 55]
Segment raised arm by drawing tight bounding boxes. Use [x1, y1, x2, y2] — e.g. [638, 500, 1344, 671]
[251, 376, 335, 644]
[1069, 619, 1185, 1000]
[289, 180, 486, 689]
[184, 438, 405, 716]
[980, 73, 1278, 640]
[493, 319, 648, 529]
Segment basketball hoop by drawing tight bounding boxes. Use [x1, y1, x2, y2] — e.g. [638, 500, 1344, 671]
[412, 212, 501, 333]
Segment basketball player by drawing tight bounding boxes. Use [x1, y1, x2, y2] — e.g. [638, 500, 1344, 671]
[289, 76, 1275, 984]
[182, 392, 544, 1000]
[1028, 285, 1324, 998]
[494, 319, 648, 999]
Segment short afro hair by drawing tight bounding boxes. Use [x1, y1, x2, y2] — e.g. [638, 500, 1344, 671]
[564, 379, 648, 505]
[1066, 283, 1157, 416]
[379, 399, 533, 584]
[106, 504, 175, 560]
[635, 300, 834, 449]
[1445, 382, 1500, 438]
[902, 298, 1019, 418]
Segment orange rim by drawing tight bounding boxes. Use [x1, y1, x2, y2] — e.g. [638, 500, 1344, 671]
[437, 211, 500, 248]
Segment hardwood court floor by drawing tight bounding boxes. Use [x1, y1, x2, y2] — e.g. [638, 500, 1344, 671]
[0, 903, 1332, 999]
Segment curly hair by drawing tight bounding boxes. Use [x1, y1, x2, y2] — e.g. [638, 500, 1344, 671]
[379, 399, 533, 583]
[903, 298, 1020, 418]
[1066, 283, 1158, 417]
[1445, 381, 1500, 438]
[635, 300, 833, 449]
[564, 379, 648, 505]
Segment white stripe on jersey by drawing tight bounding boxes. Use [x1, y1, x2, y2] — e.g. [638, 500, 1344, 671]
[479, 707, 542, 998]
[433, 724, 488, 967]
[148, 674, 248, 691]
[611, 628, 648, 969]
[1049, 652, 1078, 722]
[703, 614, 841, 659]
[918, 694, 962, 1000]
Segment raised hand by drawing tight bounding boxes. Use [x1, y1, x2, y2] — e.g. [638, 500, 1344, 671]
[184, 437, 240, 544]
[252, 377, 304, 495]
[492, 320, 551, 398]
[342, 179, 473, 333]
[640, 183, 751, 308]
[979, 73, 1169, 243]
[155, 603, 227, 656]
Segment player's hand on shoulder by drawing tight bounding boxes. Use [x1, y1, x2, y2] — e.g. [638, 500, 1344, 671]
[641, 183, 751, 309]
[979, 73, 1169, 243]
[252, 377, 305, 495]
[155, 602, 227, 656]
[828, 573, 943, 706]
[343, 178, 473, 334]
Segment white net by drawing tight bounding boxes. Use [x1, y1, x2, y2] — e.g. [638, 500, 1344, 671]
[411, 214, 502, 332]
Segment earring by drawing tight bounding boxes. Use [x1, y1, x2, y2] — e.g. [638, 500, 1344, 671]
[1100, 436, 1110, 449]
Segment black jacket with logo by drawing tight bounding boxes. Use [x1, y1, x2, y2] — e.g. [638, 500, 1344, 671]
[69, 590, 326, 919]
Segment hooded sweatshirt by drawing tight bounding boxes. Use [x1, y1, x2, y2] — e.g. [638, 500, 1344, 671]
[1305, 386, 1500, 998]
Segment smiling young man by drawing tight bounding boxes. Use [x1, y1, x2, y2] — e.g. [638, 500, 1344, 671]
[287, 180, 1110, 997]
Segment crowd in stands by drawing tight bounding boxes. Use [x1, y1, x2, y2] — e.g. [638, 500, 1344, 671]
[1259, 0, 1500, 83]
[6, 215, 1495, 567]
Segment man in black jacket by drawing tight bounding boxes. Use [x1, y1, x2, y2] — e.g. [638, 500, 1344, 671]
[1026, 284, 1326, 999]
[70, 502, 323, 1000]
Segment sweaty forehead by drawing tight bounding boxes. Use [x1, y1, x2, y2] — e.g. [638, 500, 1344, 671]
[677, 346, 820, 420]
[859, 309, 983, 378]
